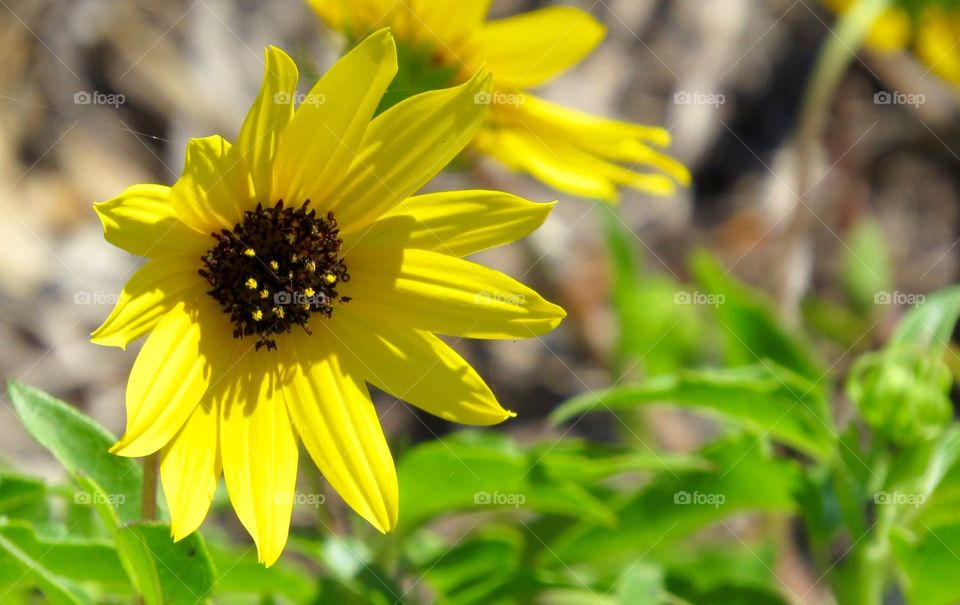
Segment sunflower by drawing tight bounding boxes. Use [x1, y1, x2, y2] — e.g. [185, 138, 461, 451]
[826, 0, 960, 86]
[309, 0, 690, 203]
[91, 30, 565, 566]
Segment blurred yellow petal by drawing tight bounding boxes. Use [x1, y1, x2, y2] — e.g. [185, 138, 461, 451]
[111, 301, 217, 457]
[465, 6, 606, 88]
[237, 46, 299, 203]
[344, 248, 565, 339]
[476, 128, 616, 200]
[349, 190, 554, 257]
[917, 8, 960, 86]
[160, 400, 220, 541]
[91, 258, 204, 350]
[170, 136, 254, 233]
[282, 334, 397, 533]
[332, 309, 512, 425]
[333, 70, 493, 233]
[93, 184, 209, 258]
[273, 30, 397, 209]
[219, 360, 298, 567]
[406, 0, 491, 50]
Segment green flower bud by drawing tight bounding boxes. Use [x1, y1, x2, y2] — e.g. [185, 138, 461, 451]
[846, 347, 952, 443]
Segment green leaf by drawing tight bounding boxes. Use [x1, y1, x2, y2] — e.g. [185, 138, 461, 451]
[891, 284, 960, 355]
[0, 524, 95, 605]
[551, 364, 835, 460]
[602, 206, 704, 375]
[206, 544, 315, 602]
[892, 523, 960, 605]
[5, 381, 142, 522]
[0, 473, 48, 522]
[0, 520, 129, 593]
[397, 432, 617, 528]
[550, 437, 800, 565]
[690, 252, 825, 382]
[421, 532, 522, 601]
[115, 522, 215, 605]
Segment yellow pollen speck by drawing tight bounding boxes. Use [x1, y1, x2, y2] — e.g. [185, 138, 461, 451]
[259, 289, 269, 299]
[306, 261, 316, 272]
[286, 233, 296, 244]
[324, 273, 337, 284]
[273, 306, 285, 319]
[291, 254, 300, 263]
[245, 278, 258, 289]
[269, 260, 279, 271]
[251, 309, 263, 321]
[243, 248, 256, 257]
[303, 288, 315, 298]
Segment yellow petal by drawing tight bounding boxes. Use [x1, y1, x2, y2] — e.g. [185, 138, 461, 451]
[170, 136, 254, 234]
[219, 358, 298, 567]
[332, 309, 512, 425]
[343, 248, 565, 339]
[91, 259, 204, 350]
[237, 46, 299, 203]
[111, 301, 217, 457]
[348, 190, 554, 257]
[464, 6, 606, 88]
[333, 69, 493, 234]
[405, 0, 491, 51]
[160, 399, 220, 541]
[272, 30, 397, 210]
[93, 184, 210, 258]
[475, 128, 617, 200]
[281, 333, 397, 533]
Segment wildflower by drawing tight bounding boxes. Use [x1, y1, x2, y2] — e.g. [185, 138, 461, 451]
[91, 31, 564, 565]
[309, 1, 690, 202]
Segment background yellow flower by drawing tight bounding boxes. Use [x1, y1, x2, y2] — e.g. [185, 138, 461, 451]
[310, 0, 690, 202]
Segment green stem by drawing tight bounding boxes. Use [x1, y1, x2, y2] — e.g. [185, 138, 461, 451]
[141, 453, 158, 522]
[795, 0, 892, 197]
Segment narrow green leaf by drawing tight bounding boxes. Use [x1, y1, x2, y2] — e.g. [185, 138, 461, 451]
[550, 437, 800, 564]
[551, 364, 835, 459]
[892, 523, 960, 605]
[891, 285, 960, 355]
[690, 252, 825, 381]
[5, 381, 141, 522]
[841, 219, 892, 313]
[0, 473, 48, 522]
[398, 433, 618, 528]
[0, 526, 93, 605]
[115, 522, 215, 605]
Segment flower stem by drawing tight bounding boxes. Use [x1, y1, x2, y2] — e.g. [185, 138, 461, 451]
[142, 453, 159, 521]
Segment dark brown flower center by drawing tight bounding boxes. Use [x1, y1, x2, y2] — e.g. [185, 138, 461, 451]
[199, 200, 349, 351]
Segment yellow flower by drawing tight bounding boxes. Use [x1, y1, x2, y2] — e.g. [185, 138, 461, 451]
[309, 0, 690, 202]
[826, 0, 960, 86]
[90, 31, 564, 566]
